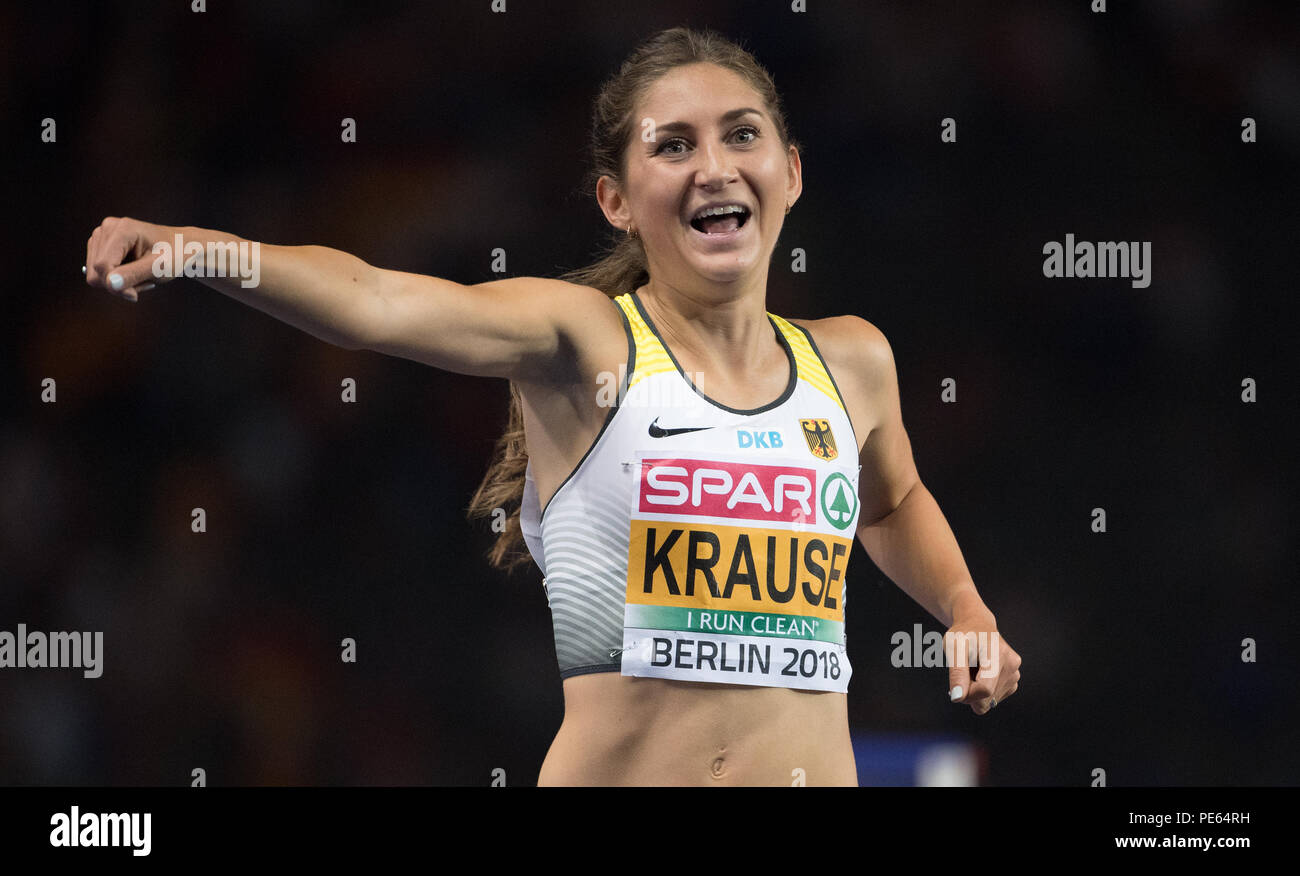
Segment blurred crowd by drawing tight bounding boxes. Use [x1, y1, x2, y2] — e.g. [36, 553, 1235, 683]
[2, 0, 1295, 784]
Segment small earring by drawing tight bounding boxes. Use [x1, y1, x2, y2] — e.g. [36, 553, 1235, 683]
[785, 202, 791, 215]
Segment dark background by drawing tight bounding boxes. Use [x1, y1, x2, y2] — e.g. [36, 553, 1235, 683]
[2, 0, 1296, 785]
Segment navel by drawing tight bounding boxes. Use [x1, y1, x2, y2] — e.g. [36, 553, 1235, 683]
[710, 755, 727, 780]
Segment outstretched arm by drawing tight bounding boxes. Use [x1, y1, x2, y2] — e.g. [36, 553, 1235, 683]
[82, 216, 612, 381]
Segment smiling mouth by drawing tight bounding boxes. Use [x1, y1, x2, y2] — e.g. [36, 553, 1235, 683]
[688, 208, 752, 235]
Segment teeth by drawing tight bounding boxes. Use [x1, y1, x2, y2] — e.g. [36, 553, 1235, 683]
[691, 204, 748, 221]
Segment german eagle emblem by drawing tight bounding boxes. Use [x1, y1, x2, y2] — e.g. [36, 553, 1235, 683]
[799, 418, 838, 461]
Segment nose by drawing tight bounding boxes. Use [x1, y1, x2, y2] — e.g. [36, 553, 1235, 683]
[694, 137, 738, 189]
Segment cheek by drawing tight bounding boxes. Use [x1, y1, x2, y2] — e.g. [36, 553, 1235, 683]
[631, 183, 677, 223]
[756, 150, 783, 173]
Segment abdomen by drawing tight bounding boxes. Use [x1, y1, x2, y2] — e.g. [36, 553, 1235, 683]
[538, 673, 857, 786]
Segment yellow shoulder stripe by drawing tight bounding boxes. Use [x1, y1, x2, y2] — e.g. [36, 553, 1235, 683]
[768, 313, 846, 412]
[614, 293, 675, 387]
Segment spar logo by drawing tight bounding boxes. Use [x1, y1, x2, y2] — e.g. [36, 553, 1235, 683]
[639, 458, 816, 525]
[820, 472, 858, 531]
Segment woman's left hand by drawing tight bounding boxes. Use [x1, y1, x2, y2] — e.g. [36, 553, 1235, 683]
[945, 608, 1021, 716]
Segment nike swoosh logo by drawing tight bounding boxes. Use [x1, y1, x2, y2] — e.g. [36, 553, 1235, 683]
[648, 417, 715, 438]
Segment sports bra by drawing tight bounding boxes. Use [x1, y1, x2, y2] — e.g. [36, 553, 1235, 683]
[519, 290, 860, 692]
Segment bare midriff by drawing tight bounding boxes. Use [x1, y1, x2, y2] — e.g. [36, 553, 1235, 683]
[537, 672, 857, 786]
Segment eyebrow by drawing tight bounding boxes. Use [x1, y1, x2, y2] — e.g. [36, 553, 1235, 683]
[654, 107, 765, 135]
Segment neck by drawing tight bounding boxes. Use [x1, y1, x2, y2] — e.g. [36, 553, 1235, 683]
[637, 272, 777, 379]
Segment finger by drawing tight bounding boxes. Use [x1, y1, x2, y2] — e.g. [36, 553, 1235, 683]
[976, 630, 1002, 683]
[103, 255, 159, 300]
[964, 642, 997, 713]
[972, 667, 1021, 715]
[947, 647, 970, 704]
[88, 220, 130, 291]
[966, 673, 998, 714]
[85, 225, 104, 286]
[999, 669, 1021, 705]
[945, 629, 978, 703]
[986, 645, 1021, 709]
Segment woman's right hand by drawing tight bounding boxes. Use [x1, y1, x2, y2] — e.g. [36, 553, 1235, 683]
[84, 216, 175, 302]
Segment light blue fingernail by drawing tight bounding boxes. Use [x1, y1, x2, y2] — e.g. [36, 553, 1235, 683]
[949, 685, 963, 701]
[108, 273, 124, 291]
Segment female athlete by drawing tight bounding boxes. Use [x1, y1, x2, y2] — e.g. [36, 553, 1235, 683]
[83, 26, 1020, 786]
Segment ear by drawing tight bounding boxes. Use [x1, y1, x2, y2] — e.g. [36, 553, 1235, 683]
[785, 143, 803, 212]
[596, 175, 633, 232]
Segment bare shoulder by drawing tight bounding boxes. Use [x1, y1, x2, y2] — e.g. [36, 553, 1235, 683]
[786, 315, 896, 446]
[787, 314, 893, 376]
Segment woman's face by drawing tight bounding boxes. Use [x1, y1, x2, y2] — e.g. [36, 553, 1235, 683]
[600, 62, 801, 289]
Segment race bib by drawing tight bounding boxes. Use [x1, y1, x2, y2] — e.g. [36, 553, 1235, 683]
[619, 451, 856, 692]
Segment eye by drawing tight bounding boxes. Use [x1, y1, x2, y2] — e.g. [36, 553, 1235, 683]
[655, 125, 761, 155]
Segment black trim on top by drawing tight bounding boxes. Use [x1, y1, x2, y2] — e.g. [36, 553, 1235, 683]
[629, 290, 797, 416]
[789, 320, 861, 453]
[559, 663, 621, 679]
[539, 295, 636, 524]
